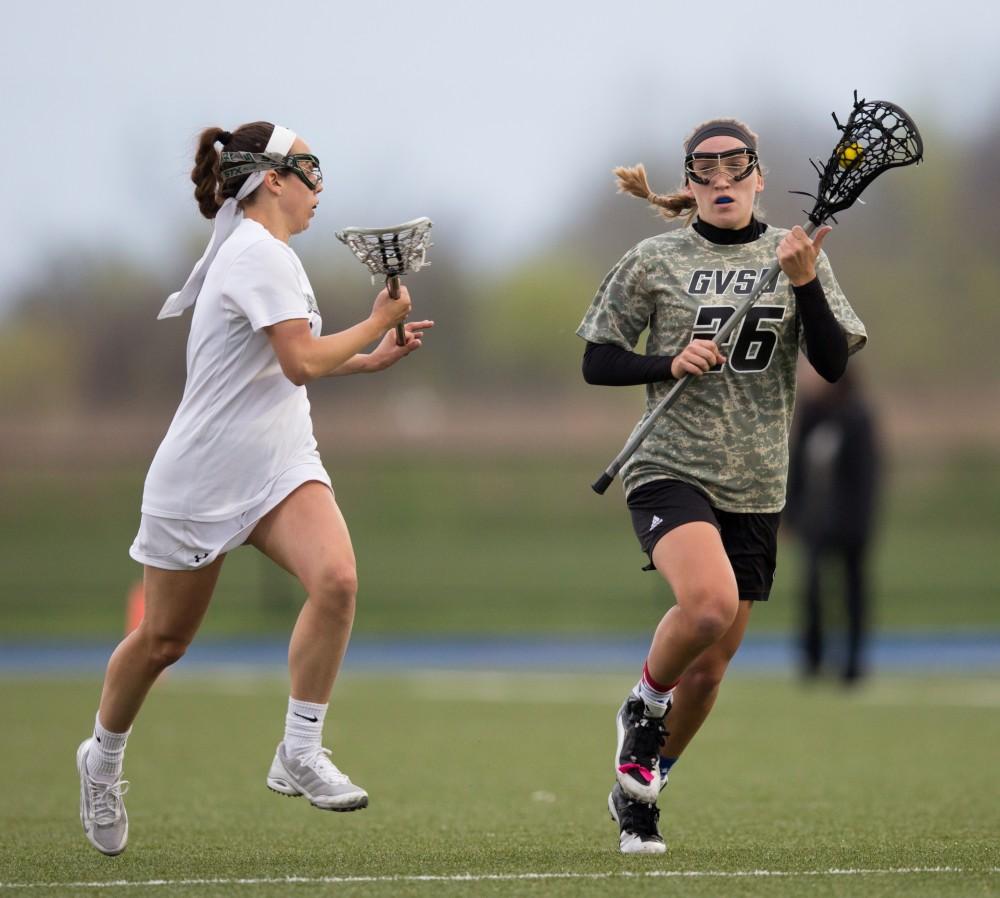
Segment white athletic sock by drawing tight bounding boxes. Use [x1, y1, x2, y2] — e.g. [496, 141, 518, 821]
[283, 698, 327, 758]
[86, 713, 130, 783]
[633, 662, 676, 719]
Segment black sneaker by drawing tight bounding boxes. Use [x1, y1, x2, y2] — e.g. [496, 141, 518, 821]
[608, 783, 666, 855]
[614, 695, 667, 803]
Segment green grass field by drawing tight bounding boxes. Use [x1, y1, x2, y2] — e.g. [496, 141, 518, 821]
[0, 672, 997, 897]
[1, 451, 998, 638]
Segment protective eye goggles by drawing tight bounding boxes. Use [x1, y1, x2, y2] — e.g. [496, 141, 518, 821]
[684, 148, 758, 185]
[221, 151, 323, 191]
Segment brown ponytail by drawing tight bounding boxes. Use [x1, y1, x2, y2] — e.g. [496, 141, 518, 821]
[192, 127, 229, 219]
[613, 163, 696, 223]
[189, 121, 276, 219]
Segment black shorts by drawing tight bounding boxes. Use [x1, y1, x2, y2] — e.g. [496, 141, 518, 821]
[627, 479, 781, 602]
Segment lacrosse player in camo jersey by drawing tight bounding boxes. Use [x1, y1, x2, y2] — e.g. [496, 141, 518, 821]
[577, 118, 866, 854]
[76, 121, 433, 856]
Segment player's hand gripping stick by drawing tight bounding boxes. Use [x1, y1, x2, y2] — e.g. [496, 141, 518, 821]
[385, 274, 406, 346]
[335, 218, 434, 347]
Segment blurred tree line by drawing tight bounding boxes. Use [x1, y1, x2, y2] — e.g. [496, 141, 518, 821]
[2, 120, 998, 419]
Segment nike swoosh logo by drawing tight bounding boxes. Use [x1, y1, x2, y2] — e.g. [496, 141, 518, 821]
[293, 712, 319, 723]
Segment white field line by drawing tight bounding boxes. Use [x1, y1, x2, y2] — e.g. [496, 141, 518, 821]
[1, 867, 997, 890]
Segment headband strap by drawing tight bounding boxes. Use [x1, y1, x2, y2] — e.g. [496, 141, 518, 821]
[232, 125, 297, 200]
[685, 123, 757, 154]
[157, 124, 297, 319]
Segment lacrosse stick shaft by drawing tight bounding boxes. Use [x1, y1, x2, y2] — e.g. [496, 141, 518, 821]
[591, 223, 816, 495]
[386, 275, 406, 346]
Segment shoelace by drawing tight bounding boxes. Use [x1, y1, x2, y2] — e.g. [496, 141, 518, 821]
[621, 798, 661, 839]
[87, 777, 129, 826]
[624, 716, 666, 764]
[300, 748, 349, 783]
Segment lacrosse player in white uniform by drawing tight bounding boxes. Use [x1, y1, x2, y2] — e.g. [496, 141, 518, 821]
[578, 118, 866, 854]
[77, 121, 433, 856]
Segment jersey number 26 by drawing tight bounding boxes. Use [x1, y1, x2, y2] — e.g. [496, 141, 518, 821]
[690, 305, 785, 373]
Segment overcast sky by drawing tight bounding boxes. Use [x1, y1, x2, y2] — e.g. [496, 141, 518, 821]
[1, 0, 998, 312]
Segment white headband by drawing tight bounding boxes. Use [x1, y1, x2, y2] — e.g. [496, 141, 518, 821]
[234, 125, 298, 201]
[158, 124, 298, 320]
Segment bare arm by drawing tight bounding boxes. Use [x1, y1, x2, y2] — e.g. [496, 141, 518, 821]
[264, 286, 413, 385]
[325, 319, 435, 377]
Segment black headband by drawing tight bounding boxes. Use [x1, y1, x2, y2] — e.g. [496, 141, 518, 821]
[685, 123, 757, 154]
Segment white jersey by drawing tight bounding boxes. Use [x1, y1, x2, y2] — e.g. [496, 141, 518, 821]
[142, 218, 323, 522]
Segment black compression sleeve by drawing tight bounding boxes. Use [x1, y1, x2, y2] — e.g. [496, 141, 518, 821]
[582, 341, 675, 386]
[795, 278, 848, 382]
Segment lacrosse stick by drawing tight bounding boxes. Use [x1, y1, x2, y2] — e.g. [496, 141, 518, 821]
[592, 92, 923, 494]
[335, 217, 434, 346]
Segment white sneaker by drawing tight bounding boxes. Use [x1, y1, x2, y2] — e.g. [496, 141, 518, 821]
[266, 742, 368, 811]
[77, 739, 129, 856]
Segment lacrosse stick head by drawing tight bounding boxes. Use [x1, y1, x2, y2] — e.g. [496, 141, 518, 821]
[795, 92, 923, 226]
[335, 216, 433, 283]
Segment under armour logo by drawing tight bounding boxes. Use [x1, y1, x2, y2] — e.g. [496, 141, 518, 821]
[193, 552, 209, 564]
[649, 515, 663, 532]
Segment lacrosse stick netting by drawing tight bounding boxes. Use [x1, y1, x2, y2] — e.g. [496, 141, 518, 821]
[336, 217, 433, 346]
[591, 93, 922, 494]
[794, 92, 924, 225]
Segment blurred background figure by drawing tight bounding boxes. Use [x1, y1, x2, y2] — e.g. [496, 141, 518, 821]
[786, 364, 881, 684]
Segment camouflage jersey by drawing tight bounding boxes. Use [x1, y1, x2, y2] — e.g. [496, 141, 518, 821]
[577, 226, 867, 512]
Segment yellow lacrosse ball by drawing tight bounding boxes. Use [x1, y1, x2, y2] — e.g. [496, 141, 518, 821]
[839, 142, 862, 169]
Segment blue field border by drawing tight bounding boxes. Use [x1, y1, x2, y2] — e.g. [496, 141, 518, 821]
[0, 633, 998, 674]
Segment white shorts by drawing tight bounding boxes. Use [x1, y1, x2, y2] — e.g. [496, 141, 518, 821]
[129, 462, 332, 572]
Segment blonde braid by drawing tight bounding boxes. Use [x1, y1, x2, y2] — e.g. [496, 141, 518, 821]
[613, 163, 696, 223]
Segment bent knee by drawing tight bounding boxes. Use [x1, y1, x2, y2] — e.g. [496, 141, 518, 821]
[310, 564, 358, 614]
[142, 633, 191, 670]
[681, 588, 739, 643]
[691, 612, 734, 645]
